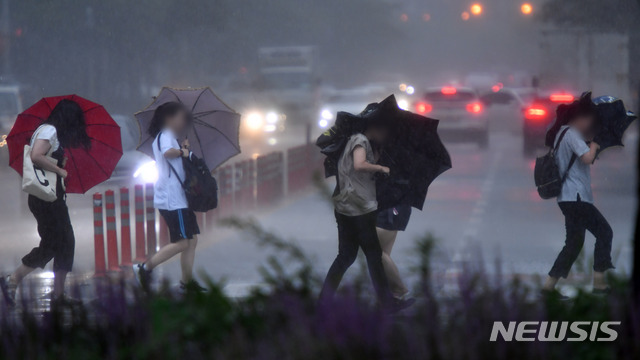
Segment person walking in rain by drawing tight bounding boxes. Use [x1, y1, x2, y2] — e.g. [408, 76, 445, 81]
[376, 205, 412, 299]
[319, 116, 414, 312]
[133, 102, 204, 292]
[542, 93, 614, 296]
[0, 100, 91, 306]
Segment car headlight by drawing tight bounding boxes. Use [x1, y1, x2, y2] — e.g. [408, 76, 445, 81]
[321, 109, 333, 120]
[266, 111, 279, 124]
[318, 119, 329, 128]
[397, 99, 409, 111]
[245, 112, 265, 131]
[133, 161, 159, 184]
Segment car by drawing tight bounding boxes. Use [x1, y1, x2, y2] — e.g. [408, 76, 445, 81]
[109, 114, 156, 184]
[522, 91, 578, 156]
[480, 87, 538, 134]
[414, 86, 489, 148]
[317, 87, 410, 130]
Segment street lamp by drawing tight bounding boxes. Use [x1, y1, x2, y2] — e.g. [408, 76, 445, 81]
[470, 3, 483, 16]
[521, 3, 533, 15]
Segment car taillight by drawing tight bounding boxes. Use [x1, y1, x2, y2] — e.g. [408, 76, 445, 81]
[524, 107, 547, 121]
[550, 94, 574, 102]
[441, 86, 457, 95]
[466, 102, 482, 114]
[416, 102, 432, 114]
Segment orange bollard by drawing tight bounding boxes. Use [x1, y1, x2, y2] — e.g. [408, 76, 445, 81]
[119, 187, 133, 267]
[134, 185, 146, 262]
[159, 215, 169, 248]
[145, 183, 157, 256]
[93, 193, 106, 277]
[105, 190, 120, 272]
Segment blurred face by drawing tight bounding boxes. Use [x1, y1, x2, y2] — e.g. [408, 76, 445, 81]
[166, 110, 188, 134]
[367, 125, 389, 144]
[570, 114, 595, 138]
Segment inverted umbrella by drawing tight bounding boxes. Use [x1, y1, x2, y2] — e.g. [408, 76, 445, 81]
[7, 95, 122, 193]
[316, 95, 451, 210]
[135, 87, 241, 171]
[592, 95, 637, 155]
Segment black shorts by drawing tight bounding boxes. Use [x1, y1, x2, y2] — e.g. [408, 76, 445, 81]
[159, 209, 200, 243]
[376, 205, 412, 232]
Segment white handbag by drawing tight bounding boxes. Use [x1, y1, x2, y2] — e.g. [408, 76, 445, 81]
[21, 127, 59, 202]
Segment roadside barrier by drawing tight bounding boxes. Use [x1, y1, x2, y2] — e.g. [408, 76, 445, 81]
[93, 193, 106, 277]
[134, 185, 146, 262]
[119, 187, 132, 267]
[145, 183, 157, 256]
[92, 143, 323, 275]
[105, 190, 120, 272]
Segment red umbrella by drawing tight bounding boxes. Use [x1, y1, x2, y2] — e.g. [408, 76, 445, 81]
[6, 95, 122, 193]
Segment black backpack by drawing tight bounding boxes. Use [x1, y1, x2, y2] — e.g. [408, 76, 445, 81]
[157, 135, 218, 212]
[534, 127, 577, 199]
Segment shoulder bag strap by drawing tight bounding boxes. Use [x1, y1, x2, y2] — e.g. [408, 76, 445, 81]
[554, 127, 578, 183]
[157, 133, 186, 188]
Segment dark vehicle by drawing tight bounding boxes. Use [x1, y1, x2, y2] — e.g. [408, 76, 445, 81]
[414, 86, 488, 148]
[522, 92, 577, 156]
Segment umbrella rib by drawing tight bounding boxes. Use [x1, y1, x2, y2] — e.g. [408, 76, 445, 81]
[91, 137, 124, 155]
[83, 149, 111, 178]
[192, 118, 241, 152]
[191, 89, 207, 113]
[66, 149, 86, 193]
[166, 88, 184, 104]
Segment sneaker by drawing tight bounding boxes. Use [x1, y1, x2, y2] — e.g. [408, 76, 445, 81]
[0, 276, 17, 307]
[180, 280, 207, 293]
[132, 264, 152, 292]
[386, 297, 416, 314]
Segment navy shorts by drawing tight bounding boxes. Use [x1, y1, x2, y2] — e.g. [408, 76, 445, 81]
[159, 209, 200, 243]
[376, 205, 412, 232]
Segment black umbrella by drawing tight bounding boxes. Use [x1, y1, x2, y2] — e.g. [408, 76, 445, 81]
[592, 95, 637, 155]
[316, 95, 452, 210]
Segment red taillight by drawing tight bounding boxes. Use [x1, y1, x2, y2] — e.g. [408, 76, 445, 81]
[441, 86, 457, 95]
[550, 94, 574, 103]
[525, 107, 547, 121]
[416, 102, 432, 114]
[466, 102, 482, 114]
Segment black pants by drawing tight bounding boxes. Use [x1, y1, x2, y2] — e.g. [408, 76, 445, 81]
[21, 195, 75, 272]
[548, 201, 614, 279]
[320, 211, 392, 303]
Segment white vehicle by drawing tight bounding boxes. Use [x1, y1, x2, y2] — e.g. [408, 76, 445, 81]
[318, 87, 409, 130]
[109, 114, 156, 184]
[414, 86, 489, 148]
[0, 85, 23, 132]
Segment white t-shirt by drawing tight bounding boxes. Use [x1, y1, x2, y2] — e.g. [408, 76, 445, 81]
[152, 129, 188, 210]
[32, 124, 60, 153]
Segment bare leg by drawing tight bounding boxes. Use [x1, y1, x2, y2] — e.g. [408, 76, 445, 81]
[593, 271, 608, 290]
[542, 276, 559, 291]
[376, 228, 408, 298]
[146, 240, 189, 271]
[10, 264, 36, 285]
[180, 236, 198, 283]
[53, 271, 68, 298]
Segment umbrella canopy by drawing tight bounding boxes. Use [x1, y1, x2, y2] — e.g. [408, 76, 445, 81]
[7, 95, 122, 193]
[135, 87, 241, 171]
[592, 95, 637, 155]
[316, 94, 451, 210]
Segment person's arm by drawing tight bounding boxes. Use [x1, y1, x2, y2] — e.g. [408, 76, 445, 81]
[162, 137, 190, 159]
[353, 146, 389, 174]
[580, 142, 599, 165]
[30, 139, 67, 178]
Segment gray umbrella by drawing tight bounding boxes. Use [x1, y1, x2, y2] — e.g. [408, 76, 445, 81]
[135, 87, 241, 171]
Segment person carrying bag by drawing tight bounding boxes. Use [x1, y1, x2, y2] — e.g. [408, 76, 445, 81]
[22, 126, 62, 202]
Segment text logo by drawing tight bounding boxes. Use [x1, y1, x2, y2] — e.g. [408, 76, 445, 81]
[490, 321, 620, 342]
